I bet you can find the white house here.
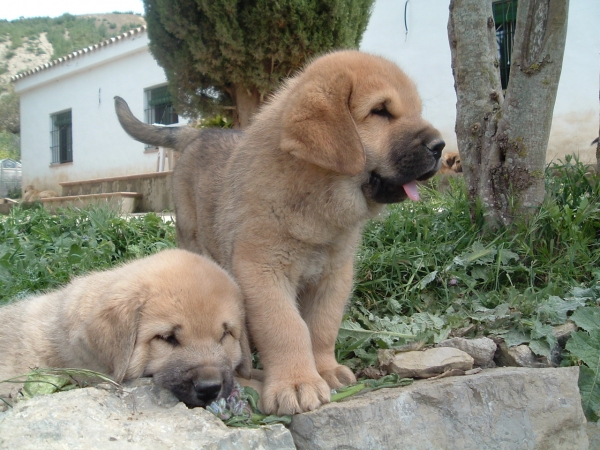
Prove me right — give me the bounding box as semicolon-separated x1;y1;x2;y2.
12;26;184;193
12;1;600;193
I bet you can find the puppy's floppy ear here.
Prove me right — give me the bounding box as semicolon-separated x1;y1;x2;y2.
280;72;366;176
84;291;145;383
236;322;253;379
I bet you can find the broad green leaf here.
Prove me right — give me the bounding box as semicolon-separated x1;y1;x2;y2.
537;296;586;325
470;266;489;281
530;319;557;349
434;327;452;344
528;339;551;360
571;287;600;300
411;312;446;330
453;242;496;267
503;329;530;347
571;307;600;333
67;243;83;264
243;386;260;412
566;329;600;376
498;248;519;265
578;365;600;422
469;303;510;324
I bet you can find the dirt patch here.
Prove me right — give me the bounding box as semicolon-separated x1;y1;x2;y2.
0;33;53;84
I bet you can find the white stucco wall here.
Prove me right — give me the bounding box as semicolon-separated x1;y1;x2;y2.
14;32;174;192
361;0;600;163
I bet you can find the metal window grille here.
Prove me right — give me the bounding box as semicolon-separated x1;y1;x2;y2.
493;0;518;90
145;85;178;126
50;110;73;164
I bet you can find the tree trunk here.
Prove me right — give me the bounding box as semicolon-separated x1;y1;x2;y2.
448;0;569;227
231;84;261;128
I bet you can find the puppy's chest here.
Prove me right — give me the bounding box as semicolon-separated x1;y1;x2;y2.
296;247;329;285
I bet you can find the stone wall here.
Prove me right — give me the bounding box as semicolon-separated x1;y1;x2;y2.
60;171;173;212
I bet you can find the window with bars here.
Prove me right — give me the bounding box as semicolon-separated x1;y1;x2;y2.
493;0;518;90
145;85;178;126
50;110;73;164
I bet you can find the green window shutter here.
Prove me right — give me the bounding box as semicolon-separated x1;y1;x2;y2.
148;85;172;106
492;0;518;27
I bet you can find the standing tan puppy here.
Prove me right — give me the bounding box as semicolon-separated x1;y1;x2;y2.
115;50;444;414
0;249;251;407
439;151;463;174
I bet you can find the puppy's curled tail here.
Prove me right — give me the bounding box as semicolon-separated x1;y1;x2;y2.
114;96;200;151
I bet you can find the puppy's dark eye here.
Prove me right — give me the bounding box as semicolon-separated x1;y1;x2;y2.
158;334;179;346
370;105;393;119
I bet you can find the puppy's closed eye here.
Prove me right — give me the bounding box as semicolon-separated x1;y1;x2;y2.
370;105;393;119
157;333;179;346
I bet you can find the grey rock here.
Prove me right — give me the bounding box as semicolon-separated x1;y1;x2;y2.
0;380;295;450
509;344;545;367
553;321;578;343
508;344;549;367
379;346;474;378
496;341;551;368
437;337;497;367
289;367;588;450
551;321;579;365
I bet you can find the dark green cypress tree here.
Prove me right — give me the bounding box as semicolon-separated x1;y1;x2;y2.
143;0;374;127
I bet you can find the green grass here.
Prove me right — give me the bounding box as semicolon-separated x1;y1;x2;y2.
0;204;176;302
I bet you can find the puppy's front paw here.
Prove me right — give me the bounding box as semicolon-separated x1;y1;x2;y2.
319;364;356;389
260;374;331;415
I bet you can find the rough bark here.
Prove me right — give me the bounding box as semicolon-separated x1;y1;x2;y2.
231;84;261;128
448;0;569;226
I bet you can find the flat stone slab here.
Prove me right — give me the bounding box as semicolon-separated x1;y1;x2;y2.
379;346;475;378
289;367;588;450
0;382;295;450
437;336;497;367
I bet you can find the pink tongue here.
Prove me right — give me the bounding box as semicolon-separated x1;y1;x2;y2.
403;181;420;201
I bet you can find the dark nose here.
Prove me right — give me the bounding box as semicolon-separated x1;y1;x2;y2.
194;380;222;404
425;139;445;160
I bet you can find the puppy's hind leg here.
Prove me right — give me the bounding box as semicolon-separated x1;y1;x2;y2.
175;215;204;255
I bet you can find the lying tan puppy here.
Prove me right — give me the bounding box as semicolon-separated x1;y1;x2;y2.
0;249;251;407
22;184;58;203
115;50;444;414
